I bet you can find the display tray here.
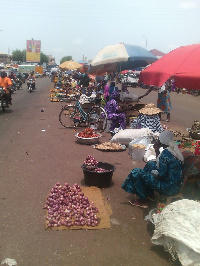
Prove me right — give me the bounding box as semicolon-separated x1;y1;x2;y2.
94;142;126;152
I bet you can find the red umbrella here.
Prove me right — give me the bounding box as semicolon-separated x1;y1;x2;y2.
139;44;200;90
121;70;134;74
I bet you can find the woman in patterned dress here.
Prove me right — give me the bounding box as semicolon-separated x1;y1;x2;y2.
138;82;172;122
121;131;184;208
104;91;126;131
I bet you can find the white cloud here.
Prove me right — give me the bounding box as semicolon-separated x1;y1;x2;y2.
72;38;83;45
178;1;197;9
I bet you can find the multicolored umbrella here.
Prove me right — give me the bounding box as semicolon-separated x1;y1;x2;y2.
89;43;157;74
139;44;200;90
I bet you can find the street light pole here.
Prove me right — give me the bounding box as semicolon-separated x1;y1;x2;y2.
142;35;147;49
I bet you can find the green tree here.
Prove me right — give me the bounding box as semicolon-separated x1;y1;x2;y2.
60;56;72;64
12;49;26;63
40;52;49;64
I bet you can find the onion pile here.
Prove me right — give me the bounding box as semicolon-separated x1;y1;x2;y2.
44;183;100;228
84;154;98;170
83;155;109;173
94;168;108;173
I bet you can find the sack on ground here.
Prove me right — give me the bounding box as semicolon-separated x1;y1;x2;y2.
110;128;155;146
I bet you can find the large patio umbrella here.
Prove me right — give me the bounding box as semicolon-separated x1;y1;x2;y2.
139;44;200;90
89;43;157;75
59;60;82;70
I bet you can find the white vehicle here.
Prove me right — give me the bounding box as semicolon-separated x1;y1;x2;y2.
122;71;140;87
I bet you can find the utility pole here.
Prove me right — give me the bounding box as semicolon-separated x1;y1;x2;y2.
142;35;147;49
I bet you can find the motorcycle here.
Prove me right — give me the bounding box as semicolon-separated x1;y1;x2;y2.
27;79;35;93
0;87;8;111
16;77;22;90
10;79;16;94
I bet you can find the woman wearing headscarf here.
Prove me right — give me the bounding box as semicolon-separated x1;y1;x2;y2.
121;131;184;208
104;91;126;131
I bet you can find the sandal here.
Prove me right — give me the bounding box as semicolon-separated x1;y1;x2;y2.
129;200;148;209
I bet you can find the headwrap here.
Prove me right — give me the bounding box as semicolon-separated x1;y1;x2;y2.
111;91;120;100
159;131;184;162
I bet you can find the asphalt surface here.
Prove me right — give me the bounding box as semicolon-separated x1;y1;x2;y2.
0;78;199;266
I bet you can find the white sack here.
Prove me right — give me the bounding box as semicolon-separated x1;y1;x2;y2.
151;199;200;266
110;128;156;146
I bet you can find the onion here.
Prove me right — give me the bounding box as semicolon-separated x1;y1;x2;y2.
45;183;100;228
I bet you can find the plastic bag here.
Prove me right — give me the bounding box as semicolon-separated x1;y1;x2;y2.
129;136;152;161
144;144;157;162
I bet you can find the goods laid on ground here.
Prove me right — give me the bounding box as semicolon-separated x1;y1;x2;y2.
44;184;112;230
76;128;102;145
151;199;200;265
82;155;116;187
110;128;155;145
83;155;109;172
94;142;126;151
78;128;100;138
44;183;100;229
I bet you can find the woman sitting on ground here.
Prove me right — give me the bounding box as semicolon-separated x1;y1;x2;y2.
121;131;184;208
104;91;126;131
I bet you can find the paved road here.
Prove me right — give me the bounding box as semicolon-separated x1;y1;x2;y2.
0;79;199;265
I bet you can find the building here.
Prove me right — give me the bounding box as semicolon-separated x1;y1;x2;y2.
47;55;56;66
150;49;165;59
0;52;11;64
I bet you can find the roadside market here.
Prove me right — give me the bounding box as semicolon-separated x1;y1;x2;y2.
44;67;200;265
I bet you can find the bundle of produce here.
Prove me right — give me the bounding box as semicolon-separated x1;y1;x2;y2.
44;183;100;228
78;128;100;138
95;142;125;151
83;155;109;173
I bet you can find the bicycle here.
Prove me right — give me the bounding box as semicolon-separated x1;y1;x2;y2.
59;98;107;132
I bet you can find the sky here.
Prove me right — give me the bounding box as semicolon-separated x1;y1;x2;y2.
0;0;200;64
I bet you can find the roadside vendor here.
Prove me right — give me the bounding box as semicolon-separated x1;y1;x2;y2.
104;91;126;131
121;131;184;208
136;103;163;133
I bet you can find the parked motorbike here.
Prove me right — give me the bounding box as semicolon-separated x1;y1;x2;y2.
27;79;35;93
0;87;8;111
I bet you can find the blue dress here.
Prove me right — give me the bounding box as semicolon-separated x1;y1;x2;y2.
121;149;183;199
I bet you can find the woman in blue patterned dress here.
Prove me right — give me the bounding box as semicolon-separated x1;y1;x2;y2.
121;131;184;208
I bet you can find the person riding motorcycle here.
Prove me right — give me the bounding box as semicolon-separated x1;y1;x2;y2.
15;72;23;89
0;71;12;107
8;71;16;80
27;71;36;90
8;71;17;91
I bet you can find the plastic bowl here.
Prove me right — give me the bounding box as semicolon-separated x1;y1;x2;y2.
81;162;116;188
75;133;102;145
